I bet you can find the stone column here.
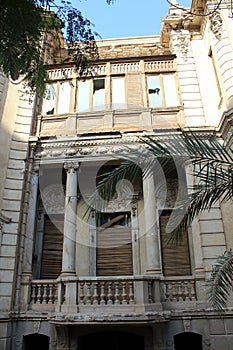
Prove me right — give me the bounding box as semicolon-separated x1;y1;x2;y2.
61;162;79;276
20;165;39;309
143;174;161;274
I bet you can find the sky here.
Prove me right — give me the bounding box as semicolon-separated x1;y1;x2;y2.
74;0;192;39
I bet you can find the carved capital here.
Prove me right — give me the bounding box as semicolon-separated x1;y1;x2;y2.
64;162;79;173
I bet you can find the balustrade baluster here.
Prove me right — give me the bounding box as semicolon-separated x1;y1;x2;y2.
172;282;177;302
177;282;183;301
86;282;92;305
48;283;53;304
100;282;106;304
42;284;48;304
31;284;36;304
122;282;128;304
129;281;135;304
107;282;113;305
190;281;196;301
114;282;120;305
183;281;189;301
164;283;170;301
93;282;99;305
79;282;85;305
37;284;42;304
53;284;58;304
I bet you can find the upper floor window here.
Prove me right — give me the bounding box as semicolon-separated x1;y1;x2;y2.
147;74;178;108
112;76;125;108
42;82;71;115
78;78;106;112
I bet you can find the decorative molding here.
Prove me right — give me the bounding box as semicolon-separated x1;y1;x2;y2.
183;317;191;332
210;11;223;40
170;31;190;61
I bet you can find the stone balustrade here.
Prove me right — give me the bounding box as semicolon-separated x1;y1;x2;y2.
29;276;198;313
162;276;196;302
30;280;58;310
46;60;174;80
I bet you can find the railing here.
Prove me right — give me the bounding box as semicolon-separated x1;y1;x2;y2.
29;276;197;312
110;62;140;73
162;276;196;302
30;280;58;309
78;279;134;305
144;60;174;72
46;60;175;81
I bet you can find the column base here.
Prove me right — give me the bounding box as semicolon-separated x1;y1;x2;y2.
60;270;76;277
146;267;162;275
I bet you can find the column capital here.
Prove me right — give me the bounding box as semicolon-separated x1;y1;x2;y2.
64;161;79;173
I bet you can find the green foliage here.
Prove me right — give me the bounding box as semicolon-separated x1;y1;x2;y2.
207;250;233;312
0;0;112;95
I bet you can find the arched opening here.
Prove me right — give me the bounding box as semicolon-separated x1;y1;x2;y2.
174;332;202;350
23;334;49;350
78;331;144;350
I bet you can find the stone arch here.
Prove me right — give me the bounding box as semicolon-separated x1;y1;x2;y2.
78;330;144;350
174;332;202;350
23;333;49;350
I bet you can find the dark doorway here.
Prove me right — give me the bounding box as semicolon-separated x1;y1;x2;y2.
78;331;144;350
23;334;49;350
174;332;202;350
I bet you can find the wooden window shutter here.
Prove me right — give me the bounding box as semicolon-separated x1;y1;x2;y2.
160;211;191;276
96;213;133;276
40;214;64;279
125;73;143;106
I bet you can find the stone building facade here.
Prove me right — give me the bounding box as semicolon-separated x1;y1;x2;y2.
0;0;233;349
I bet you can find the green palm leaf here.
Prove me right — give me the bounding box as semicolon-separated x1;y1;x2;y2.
207;250;233;311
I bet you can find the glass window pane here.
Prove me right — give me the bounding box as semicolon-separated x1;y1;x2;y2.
93;79;105;109
112;77;125;108
42;84;56;115
147;76;162;107
57;82;71;114
163;74;178;107
78;80;90;112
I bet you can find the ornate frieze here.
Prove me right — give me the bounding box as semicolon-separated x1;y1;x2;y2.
209;11;223;40
33;137;142;161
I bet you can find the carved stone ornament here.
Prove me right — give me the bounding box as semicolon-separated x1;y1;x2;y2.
64;161;79;173
0;211;11;235
210;11;223;40
33;320;41;334
40;184;65;214
183;317;191;332
170;31;190;61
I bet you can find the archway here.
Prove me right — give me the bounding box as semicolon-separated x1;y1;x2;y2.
174;332;202;350
78;331;144;350
23;334;49;350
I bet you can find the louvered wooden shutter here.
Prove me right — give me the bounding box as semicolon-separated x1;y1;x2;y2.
97;226;133;276
40;215;64;279
160;212;191;276
125;73;143;106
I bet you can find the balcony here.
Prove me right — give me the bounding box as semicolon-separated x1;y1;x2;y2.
29;275;198;324
35;108;184;138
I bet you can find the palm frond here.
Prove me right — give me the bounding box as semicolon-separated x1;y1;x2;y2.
166;170;233;244
207;250;233;311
